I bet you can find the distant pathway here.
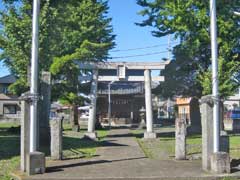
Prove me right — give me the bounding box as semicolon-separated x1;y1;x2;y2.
95;128;146;161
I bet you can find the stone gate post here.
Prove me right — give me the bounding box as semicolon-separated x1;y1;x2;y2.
85;69;98;139
21;100;30;172
175;118;187;160
144;69;156;139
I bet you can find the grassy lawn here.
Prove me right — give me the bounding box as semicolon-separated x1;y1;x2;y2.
0;123;20;180
62;123;109;159
0;122;109;180
132;128;240;160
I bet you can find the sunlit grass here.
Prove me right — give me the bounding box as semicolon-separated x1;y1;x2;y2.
132;128;240;160
0;122;109;179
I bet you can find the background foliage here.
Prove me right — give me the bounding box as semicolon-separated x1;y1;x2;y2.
138;0;240;98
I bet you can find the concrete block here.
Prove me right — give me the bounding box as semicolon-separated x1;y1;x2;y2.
210;152;230;174
84;132;98;140
50;118;62;160
20;100;30;172
138;119;146;129
175;118;186;160
26;152;45;176
200;95;214;171
144;132;157;139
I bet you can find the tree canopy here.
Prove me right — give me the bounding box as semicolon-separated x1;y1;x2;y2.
138;0;240;98
0;0;115;103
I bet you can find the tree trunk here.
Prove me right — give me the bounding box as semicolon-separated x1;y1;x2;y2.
70;104;80;132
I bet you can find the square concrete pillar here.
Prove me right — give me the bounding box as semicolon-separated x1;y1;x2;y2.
175;118;187;160
200;95;214;171
50;118;63;160
211;152;230;174
20;100;30;172
26;152;45;176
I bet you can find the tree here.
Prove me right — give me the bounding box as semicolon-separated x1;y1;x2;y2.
50;0;115;129
137;0;240;98
0;0;115;129
0;0;61;94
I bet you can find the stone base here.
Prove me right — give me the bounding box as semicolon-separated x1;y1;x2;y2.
26;152;45;176
144;132;157;139
72;125;80;132
211;152;231;174
138;120;146;129
84;132;98;140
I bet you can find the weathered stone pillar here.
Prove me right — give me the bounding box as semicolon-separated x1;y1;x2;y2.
38;71;51;149
201;95;230;173
200;95;214;171
50;117;63;160
21;100;30;172
175;118;187;160
144;69;156;139
85;69;98;139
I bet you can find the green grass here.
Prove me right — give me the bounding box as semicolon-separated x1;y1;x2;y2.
62;124;109;159
0;123;20;180
132;128;240;160
0;122;109;180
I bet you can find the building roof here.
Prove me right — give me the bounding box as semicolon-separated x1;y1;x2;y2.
0;74;17;84
0;93;18;100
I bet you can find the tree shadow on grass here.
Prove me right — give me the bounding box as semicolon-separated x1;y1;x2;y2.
231;159;240;173
0;126;20;136
0;136;20;161
62;136;129;159
156;131;175;139
106;133;143;139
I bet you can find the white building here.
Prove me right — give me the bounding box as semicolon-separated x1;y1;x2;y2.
224;88;240;110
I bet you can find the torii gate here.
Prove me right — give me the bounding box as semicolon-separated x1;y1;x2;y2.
78;61;170;139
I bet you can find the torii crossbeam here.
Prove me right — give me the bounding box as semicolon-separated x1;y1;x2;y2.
78;61;170;139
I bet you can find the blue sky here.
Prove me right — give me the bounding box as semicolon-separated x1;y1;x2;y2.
0;0;173;77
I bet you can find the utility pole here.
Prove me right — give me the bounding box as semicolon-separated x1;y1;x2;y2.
30;0;40;152
108;81;115;129
210;0;219;153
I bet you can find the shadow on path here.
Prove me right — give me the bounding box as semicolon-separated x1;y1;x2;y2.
106;133;142;139
46;157;146;173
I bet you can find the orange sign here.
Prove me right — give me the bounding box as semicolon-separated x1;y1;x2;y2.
176;97;192;105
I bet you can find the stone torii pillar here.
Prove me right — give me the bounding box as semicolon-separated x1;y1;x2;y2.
78;61;170;139
144;69;156;139
85;69;98;140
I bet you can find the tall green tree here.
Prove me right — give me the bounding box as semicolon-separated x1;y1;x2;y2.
0;0;115;128
138;0;240;98
50;0;115;129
